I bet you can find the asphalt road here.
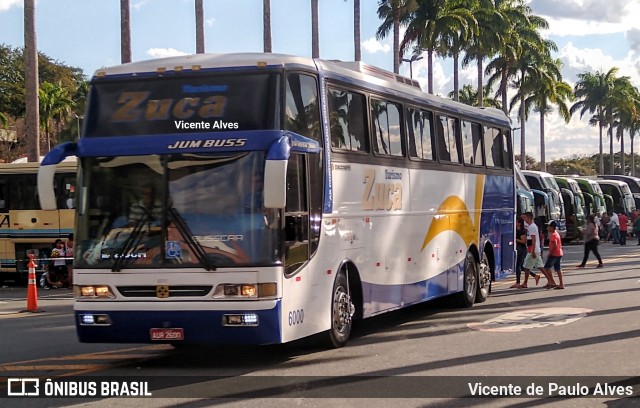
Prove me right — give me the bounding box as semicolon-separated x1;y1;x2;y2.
1;241;639;408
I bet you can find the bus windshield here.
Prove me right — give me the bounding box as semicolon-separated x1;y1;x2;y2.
75;152;281;269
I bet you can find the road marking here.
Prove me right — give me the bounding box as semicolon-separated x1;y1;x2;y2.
468;307;592;332
0;345;172;377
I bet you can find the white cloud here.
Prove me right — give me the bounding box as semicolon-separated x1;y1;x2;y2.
558;42;640;87
146;48;188;58
362;37;390;54
205;17;215;27
531;1;640;37
132;0;150;11
0;0;22;12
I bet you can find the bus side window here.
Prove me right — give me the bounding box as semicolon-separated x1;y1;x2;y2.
461;120;483;166
371;99;403;157
406;108;435;161
328;87;368;152
284;73;321;143
436;115;450;162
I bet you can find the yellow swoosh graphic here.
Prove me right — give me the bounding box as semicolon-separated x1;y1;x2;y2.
421;175;485;251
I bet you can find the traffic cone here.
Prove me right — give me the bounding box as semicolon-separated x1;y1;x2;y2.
22;254;44;313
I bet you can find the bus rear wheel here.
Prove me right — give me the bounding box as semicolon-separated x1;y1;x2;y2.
457;251;478;308
475;251;491;303
326;273;354;348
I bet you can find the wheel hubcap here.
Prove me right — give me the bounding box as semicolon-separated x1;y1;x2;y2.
333;287;353;334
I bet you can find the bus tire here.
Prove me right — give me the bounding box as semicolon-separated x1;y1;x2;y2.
457;251;478;308
476;251;491;303
326;273;354;348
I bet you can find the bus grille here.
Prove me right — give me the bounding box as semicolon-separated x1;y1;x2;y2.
116;286;213;297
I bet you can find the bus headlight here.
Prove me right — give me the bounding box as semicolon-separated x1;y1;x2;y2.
213;283;277;299
74;285;115;299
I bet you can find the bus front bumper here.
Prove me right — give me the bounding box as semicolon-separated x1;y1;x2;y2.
74;300;282;345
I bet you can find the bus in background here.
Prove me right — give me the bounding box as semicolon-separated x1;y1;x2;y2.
572;177;607;217
522;170;566;239
0;159;76;283
596;179;636;216
598;175;640;209
38;53;515;347
554;176;586;242
515;167;534;216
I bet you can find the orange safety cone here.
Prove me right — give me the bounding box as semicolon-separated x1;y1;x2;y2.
21;254;44;313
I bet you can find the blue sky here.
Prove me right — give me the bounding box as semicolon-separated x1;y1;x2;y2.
1;0;640;163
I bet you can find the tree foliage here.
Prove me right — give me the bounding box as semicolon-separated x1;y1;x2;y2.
0;44;84;118
0;44;85;160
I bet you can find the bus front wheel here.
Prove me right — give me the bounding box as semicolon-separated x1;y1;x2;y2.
326;273;354;348
457;251;478;308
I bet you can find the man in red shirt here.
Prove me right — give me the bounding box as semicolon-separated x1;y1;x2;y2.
544;221;564;289
619;212;629;245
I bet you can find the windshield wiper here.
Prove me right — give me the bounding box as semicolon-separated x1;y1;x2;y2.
168;208;215;271
111;212;150;272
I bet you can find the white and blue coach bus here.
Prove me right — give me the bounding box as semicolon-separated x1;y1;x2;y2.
38;53;515;348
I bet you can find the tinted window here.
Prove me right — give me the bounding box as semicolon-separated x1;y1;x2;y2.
525;175;544;191
461;120;483;166
328;88;368;152
502;130;512;169
406;108;435;160
371;99;403;156
436;115;460;163
484;126;503;168
285;73;321;142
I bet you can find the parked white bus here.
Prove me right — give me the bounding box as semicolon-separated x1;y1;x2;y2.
39;53;515;347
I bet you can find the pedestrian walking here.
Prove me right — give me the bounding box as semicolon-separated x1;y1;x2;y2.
618;212;628;245
511;216;527;289
578;214;604;268
544;221;564;289
609;212;620;244
521;212;556;288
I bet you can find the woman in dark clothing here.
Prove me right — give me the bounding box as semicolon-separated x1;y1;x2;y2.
511;217;528;288
578;214;604;268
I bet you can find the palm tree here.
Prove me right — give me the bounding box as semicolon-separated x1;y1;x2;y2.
39;81;74;152
0;112;7;128
311;0;319;58
376;0;417;74
402;0;474;94
571;68;619;175
436;3;476;101
628;97;640;176
195;0;205;53
608;77;636;174
462;0;506;107
509;40;557;170
263;0;272;53
353;0;361;61
120;0;131;63
486;1;548;116
24;0;40;162
530;57;572;171
449;84;500;108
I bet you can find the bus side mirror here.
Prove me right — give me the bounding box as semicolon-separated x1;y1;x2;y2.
264;159;287;209
38;142;77;210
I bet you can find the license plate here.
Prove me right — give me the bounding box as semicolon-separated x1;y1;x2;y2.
150;328;184;341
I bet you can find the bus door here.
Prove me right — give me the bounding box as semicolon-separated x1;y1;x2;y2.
283;154;310;275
